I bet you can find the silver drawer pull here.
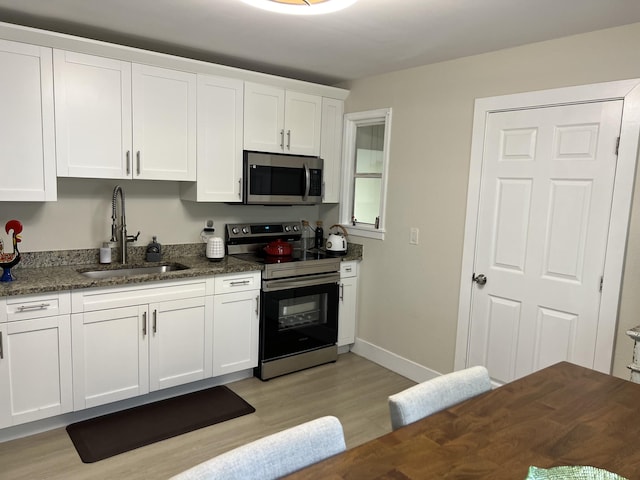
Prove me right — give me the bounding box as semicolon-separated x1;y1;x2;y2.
0;331;3;359
230;280;250;286
17;303;51;312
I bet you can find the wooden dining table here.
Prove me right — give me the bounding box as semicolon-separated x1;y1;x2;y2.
283;362;640;479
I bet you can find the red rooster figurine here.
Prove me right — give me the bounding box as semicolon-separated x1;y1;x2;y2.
0;220;23;282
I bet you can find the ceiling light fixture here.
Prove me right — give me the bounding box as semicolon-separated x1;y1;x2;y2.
241;0;357;15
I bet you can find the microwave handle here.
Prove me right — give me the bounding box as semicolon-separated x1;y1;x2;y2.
303;163;311;200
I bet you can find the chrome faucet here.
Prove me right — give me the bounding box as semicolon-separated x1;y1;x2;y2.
110;185;140;264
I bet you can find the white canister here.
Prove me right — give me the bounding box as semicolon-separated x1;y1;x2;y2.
206;237;225;261
100;242;112;264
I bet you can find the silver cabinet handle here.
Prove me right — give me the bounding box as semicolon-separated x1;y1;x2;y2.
238;178;242;199
286;129;291;150
142;311;147;336
0;331;3;359
255;295;259;316
153;309;157;334
280;129;284;149
126;150;131;175
340;283;344;301
345;266;352;273
17;303;50;312
230;280;250;286
136;151;141;175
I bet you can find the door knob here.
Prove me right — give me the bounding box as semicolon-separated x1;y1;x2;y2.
472;273;487;286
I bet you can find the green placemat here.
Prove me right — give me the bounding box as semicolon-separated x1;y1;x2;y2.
526;466;628;480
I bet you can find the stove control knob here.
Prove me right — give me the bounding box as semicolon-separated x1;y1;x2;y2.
231;227;240;235
292;225;299;232
242;227;249;234
284;225;291;232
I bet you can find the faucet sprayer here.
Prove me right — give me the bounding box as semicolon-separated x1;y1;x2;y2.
110;185;139;264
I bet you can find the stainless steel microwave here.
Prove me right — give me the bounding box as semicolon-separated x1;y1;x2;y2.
243;151;323;205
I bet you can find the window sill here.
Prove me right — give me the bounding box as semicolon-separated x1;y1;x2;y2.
342;224;385;240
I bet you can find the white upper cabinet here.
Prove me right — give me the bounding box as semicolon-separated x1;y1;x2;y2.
54;50;132;179
131;64;196;181
244;82;322;156
320;97;344;203
54;50;196;181
181;74;244;202
0;40;56;201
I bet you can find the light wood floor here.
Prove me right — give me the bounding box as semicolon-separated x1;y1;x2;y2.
0;353;415;479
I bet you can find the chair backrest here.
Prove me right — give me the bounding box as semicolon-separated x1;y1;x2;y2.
388;365;491;430
169;415;346;480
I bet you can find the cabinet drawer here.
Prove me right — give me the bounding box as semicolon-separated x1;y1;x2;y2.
340;261;358;278
5;292;70;321
214;272;261;294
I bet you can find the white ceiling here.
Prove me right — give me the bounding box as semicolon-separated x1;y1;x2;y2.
1;0;640;85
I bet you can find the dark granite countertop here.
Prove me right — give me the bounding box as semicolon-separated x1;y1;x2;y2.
0;243;363;297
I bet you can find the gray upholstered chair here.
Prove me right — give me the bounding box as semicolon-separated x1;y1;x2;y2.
169;415;346;480
388;365;491;430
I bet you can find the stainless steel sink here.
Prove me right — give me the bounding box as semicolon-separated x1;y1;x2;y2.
79;263;190;279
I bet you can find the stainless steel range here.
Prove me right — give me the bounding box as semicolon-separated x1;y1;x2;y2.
226;221;341;380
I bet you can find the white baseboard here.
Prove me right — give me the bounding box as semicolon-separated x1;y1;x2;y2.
351;337;441;383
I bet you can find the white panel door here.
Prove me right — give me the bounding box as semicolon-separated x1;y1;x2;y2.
212;290;259;376
148;296;212;391
0;40;56;201
132;64;196;180
285;91;322;156
468;101;623;383
0;316;72;428
54;50;132;179
73;305;149;409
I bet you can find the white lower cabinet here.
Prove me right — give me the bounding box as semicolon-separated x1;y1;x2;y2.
71;279;212;410
338;261;359;347
0;293;72;428
213;272;260;376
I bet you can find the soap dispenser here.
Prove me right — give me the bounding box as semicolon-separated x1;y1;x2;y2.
146;236;162;262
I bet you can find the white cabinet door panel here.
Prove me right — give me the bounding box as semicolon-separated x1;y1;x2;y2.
0;40;56;201
213;290;259;376
320;97;344;203
148;296;212;391
285;91;321;156
54;50;131;179
244;82;285;153
132;64;196;181
73;305;148;409
0;315;72;428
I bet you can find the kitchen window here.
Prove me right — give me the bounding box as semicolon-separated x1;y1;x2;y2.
339;108;392;240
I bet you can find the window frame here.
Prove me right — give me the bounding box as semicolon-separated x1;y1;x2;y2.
339;107;392;240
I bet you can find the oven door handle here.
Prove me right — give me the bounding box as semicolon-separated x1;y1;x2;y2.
262;272;340;292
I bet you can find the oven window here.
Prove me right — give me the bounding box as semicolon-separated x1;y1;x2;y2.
261;282;339;360
278;294;325;330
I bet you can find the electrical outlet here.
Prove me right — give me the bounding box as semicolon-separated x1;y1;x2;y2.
410;227;419;245
204;219;214;229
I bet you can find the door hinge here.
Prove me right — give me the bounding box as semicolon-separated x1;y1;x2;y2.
600;276;604;292
615;136;620;156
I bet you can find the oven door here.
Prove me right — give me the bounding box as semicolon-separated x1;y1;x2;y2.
261;273;339;361
243;151;323;204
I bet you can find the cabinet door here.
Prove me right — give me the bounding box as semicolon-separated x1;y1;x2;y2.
54;50;132;179
284;91;322;156
244;82;285;153
72;306;149;409
338;262;359;347
320;97;344;203
213;290;259;376
0;40;56;201
148;296;212;391
132;64;196;181
0;316;72;428
182;74;244;202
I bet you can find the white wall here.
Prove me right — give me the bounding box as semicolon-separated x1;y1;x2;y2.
0;178;321;252
321;22;640;379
